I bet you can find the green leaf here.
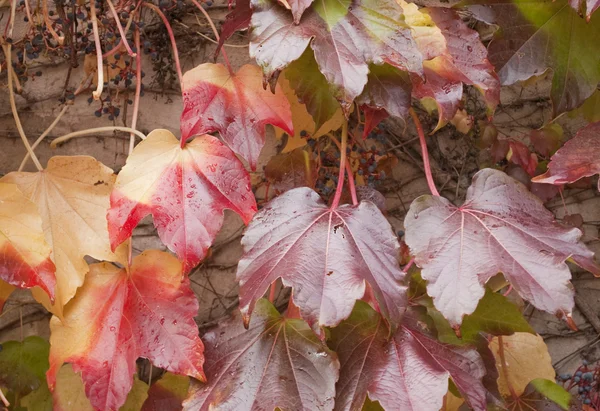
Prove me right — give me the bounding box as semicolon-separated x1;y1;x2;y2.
529;379;571;410
460;289;535;343
313;0;351;27
121;377;149;411
20;384;52;411
0;336;49;396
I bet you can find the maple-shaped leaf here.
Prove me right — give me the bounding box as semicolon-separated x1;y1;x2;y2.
141;372;189;411
0;182;55;300
533;122;600;190
183;298;339;410
215;0;252;58
329;302;487;411
250;0;422;112
1;156;127;318
47;250;205;411
405;168;600;326
108;130;257;274
180;63;293;169
236;187;406;333
464;0;600;116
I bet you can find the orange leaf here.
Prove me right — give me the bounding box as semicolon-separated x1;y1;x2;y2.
47;250;205;411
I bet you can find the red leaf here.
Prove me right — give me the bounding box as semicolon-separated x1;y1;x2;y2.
180;63;293;169
533;122;600;191
183;298;339;410
215;0;252;58
508;141;538;176
237;187;407;333
361;106;389;139
108;130;257;273
404;168;600;326
329;302;487;411
47;250;205;411
250;0;422;112
279;0;314;23
412;68;463;132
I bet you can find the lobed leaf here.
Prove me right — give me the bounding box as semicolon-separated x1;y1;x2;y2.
180;63;293;169
108;130;257;274
47;250;205;411
329;302;487;411
215;0;252;58
404;168;600;326
533;122;600;191
0;336;49;397
1;156;127;318
0;183;55;301
236;187;406;334
183;299;339;410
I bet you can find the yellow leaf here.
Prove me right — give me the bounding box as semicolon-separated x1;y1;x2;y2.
489;333;555;398
1;156;128;318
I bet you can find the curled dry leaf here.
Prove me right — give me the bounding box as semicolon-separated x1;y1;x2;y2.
237;187;406;334
1;156;127;318
108;130;257;274
329;302;487;411
180;63;293;169
47;250;205;411
183;299;339;411
0;182;55;301
533;122;600;191
404;168;600;326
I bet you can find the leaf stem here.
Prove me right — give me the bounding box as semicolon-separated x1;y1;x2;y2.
130;27;142;156
1;43;43;171
409;108;439;196
331;120;349;209
327;133;357;206
0;388;8;407
19;105;69;171
189;0;233;73
106;0;137;57
142;3;183;88
268;283;276;303
497;336;519;401
90;0;104;100
51;127;146;148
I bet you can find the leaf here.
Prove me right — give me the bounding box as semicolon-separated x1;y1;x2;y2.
527;379;571;410
47;250;205;411
0;279;15;313
489;333;555;397
0;183;55;300
264;147;318;192
329;302;487;411
568;90;600;122
236;187;406;333
21;383;52;411
107;130;257;274
182;298;339;410
404;168;600;326
53;365;150;411
533;122;600;191
215;0;252;58
141;373;189;411
282;0;314;23
1;156;127;318
530;123;564;157
569;0;600;20
180;63;293;169
249;0;422;112
0;336;49;396
465;0;600;116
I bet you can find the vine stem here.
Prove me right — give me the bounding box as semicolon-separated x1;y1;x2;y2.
189;0;233;73
143;3;183;88
102;6;137;59
90;0;104;100
0;388;7;407
331;120;349;209
1;44;43;171
130;27;142;155
51;127;146;148
327;132;358;206
497;336;519;402
19;105;69;171
409;108;439;197
268;283;276;303
106;0;137;57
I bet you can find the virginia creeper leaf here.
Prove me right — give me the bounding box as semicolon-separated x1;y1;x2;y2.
465;0;600;116
524;379;571;410
569;0;600;19
141;373;189;411
0;279;15;313
182;298;339;410
1;156;128;318
489;333;555;397
279;0;314;23
0;336;49;397
47;250;205;411
108;130;257;274
0;183;55;300
329;302;487;411
533;122;600;191
404;168;600;326
21;383;53;411
216;0;252;58
236;187;406;333
180;63;293;169
250;0;423;112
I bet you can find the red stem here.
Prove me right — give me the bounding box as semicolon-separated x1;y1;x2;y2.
327;133;358;206
188;0;233;73
268;282;276;303
331;120;349;209
106;0;136;57
497;336;519;401
409;108;439;197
